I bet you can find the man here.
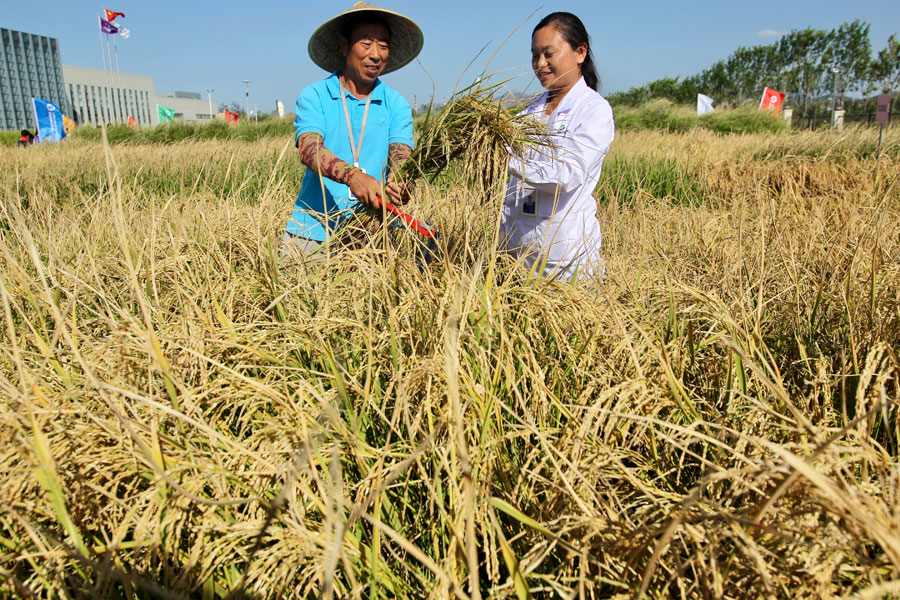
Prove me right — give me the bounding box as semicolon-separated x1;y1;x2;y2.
17;130;34;148
283;2;423;257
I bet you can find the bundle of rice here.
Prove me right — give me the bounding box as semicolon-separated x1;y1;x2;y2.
336;81;548;252
398;80;549;194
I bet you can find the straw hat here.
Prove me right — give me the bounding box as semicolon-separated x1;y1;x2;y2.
307;2;424;75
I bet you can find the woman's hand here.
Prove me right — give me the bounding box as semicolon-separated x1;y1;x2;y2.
348;170;384;209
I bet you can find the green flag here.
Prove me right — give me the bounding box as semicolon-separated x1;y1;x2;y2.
157;104;175;124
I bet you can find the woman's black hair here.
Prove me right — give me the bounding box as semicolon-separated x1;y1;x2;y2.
533;12;600;92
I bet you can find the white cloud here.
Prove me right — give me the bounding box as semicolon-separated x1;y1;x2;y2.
757;29;785;38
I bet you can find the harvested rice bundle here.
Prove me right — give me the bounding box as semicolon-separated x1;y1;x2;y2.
336;81;548;252
399;81;549;194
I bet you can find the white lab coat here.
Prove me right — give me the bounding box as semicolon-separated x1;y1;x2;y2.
502;77;615;280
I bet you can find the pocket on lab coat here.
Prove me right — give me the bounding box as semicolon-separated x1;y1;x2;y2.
535;188;567;218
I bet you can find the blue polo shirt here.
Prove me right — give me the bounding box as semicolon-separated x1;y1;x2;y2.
286;71;414;241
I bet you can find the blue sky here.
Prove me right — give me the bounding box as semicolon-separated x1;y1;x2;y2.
4;1;899;112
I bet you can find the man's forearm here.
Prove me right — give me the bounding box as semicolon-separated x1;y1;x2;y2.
297;132;360;185
388;143;412;173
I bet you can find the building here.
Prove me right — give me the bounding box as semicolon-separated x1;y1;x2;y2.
63;66;215;127
3;25;215;130
154;90;216;124
0;28;69;131
62;64;154;127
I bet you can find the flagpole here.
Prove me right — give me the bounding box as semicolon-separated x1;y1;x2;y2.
102;6;119;123
113;33;126;122
32;98;40;142
98;14;113;125
105;34;118;123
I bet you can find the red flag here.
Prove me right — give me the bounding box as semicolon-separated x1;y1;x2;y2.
105;9;125;22
128;116;137;128
759;87;785;116
224;110;239;124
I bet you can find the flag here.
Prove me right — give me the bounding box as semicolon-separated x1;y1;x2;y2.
276;100;285;118
759;87;785;116
100;19;118;34
62;114;75;135
697;94;714;116
118;27;130;39
32;98;66;143
224;109;239;124
157;104;176;124
128;115;137;128
105;9;125;22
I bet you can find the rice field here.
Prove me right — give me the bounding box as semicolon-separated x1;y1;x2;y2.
1;121;899;599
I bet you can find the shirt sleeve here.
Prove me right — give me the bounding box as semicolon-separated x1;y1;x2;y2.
388;91;414;149
294;85;326;143
508;100;614;194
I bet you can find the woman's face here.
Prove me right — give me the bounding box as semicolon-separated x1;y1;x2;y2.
531;25;586;92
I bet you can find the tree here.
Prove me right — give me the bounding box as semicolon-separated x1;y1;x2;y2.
675;74;701;105
821;19;872;107
701;61;732;106
870;34;900;94
646;77;682;102
607;85;650;107
738;44;783;103
603;20;894;116
779;27;828;117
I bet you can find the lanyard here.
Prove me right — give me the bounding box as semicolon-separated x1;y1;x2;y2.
339;77;372;168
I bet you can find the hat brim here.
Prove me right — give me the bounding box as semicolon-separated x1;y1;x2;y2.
308;5;423;76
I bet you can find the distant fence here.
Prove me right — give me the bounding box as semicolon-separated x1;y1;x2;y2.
793;112;895;130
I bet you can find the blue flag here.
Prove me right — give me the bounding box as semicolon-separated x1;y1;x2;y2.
32;98;66;144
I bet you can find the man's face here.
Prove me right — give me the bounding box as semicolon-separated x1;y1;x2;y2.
340;22;391;86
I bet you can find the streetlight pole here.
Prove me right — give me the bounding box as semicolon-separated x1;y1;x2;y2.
205;88;215;119
242;80;251;121
830;67;839;130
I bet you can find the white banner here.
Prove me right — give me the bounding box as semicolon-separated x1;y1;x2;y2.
697;94;714;116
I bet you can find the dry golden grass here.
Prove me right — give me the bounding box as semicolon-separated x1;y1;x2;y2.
0;125;898;599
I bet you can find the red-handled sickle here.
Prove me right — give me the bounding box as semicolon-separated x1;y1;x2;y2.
376;195;439;267
379;196;436;239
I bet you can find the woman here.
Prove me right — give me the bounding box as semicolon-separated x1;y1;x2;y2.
502;12;614;281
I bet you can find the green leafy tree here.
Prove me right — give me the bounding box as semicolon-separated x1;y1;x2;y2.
821;19;872;107
701;61;732;105
675;74;702;105
869;34;900;93
646;77;682;101
779;27;828;117
605;20;895;118
727;44;783;103
607;85;650;107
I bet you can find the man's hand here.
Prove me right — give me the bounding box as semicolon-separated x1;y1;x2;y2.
385;172;412;205
348;170;384;209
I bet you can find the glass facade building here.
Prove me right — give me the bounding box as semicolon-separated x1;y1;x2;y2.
0;28;69;131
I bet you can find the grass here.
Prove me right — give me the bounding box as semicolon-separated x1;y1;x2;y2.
614;99;787;134
67;115;295;145
0;130;25;147
0;123;899;599
750;124;900;161
597;155;707;207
